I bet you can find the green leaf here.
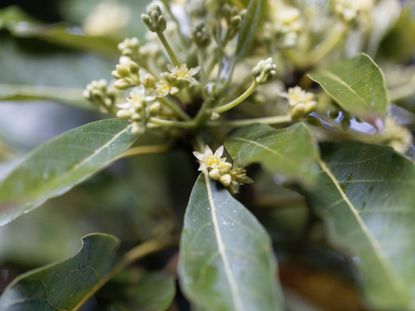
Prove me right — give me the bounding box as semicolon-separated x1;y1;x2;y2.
305;142;415;310
225;123;319;186
179;174;284;311
106;272;176;311
309;53;389;120
0;36;113;107
0;119;137;226
0;84;90;109
0;233;120;311
128;273;175;311
379;4;415;62
236;0;266;59
0;6;118;56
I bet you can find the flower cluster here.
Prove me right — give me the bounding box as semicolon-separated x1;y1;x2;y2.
220;4;246;42
83;79;116;114
333;0;373;23
252;58;277;85
158;65;200;96
141;3;167;33
118;37;141;59
193;146;252;193
112;56;140;90
116;87;174;135
268;5;303;47
285;86;317;119
334;0;359;22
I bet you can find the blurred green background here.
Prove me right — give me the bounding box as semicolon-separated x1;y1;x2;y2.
1;1;414;310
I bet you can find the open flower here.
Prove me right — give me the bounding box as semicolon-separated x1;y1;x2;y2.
166;64;199;85
116;87;147;120
271;6;303;47
284;86;317;119
287;86;316;107
193;145;228;172
155;78;180;97
193;145;250;193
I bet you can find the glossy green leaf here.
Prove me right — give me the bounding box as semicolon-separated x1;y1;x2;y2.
179;174;284;311
0;119;136;226
236;0;266;59
0;233;120;311
309;53;389;120
225;123;319;185
305;142;415;310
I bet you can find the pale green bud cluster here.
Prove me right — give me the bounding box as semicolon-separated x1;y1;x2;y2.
286;86;317;119
112;56;140;90
193;146;252;193
192;22;211;48
118;37;140;59
141;3;167;33
228;164;252;194
253;58;277;85
83;79;116;113
221;4;246;41
116;87;174;134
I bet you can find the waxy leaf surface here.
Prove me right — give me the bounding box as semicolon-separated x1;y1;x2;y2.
0;119;137;226
225;123;319;185
309;54;389;120
305;142;415;310
0;233;119;311
179;174;284;311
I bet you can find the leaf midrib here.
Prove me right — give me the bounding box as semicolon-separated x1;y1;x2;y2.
2;124;132;205
204;173;245;311
319;159;407;297
315;69;367;106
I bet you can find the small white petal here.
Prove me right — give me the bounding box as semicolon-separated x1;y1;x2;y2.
214;145;224;157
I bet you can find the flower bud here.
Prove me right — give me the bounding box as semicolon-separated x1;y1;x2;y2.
83;79;116;113
192;22;211;47
290;103;306;119
220;174;232;187
118;37;140;58
252;58;277;85
210;112;220;120
141;3;167;33
209;168;222;180
112;57;140;90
